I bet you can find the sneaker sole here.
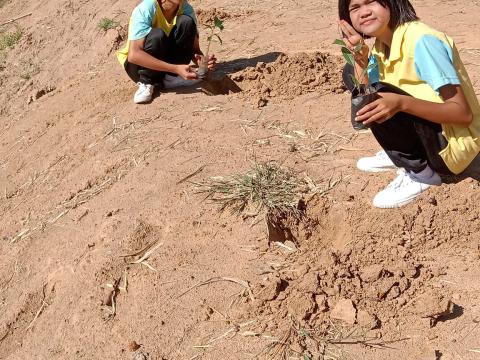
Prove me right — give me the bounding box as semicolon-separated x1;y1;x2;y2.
373;194;421;209
357;166;396;173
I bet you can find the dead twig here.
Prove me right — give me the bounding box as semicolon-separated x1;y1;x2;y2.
0;13;32;27
178;276;254;302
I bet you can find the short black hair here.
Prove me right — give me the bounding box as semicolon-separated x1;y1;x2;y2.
338;0;419;31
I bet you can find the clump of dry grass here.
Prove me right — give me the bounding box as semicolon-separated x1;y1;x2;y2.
0;27;22;50
194;161;309;218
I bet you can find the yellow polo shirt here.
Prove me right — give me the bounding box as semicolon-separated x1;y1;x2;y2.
370;21;480;174
116;0;196;66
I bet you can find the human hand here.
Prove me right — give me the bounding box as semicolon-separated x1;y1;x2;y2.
338;20;369;67
175;64;198;80
207;54;217;70
355;93;403;125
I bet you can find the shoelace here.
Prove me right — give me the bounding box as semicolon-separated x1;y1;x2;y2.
137;82;151;91
386;169;415;189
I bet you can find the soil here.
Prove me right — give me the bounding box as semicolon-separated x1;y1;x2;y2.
1;0;480;359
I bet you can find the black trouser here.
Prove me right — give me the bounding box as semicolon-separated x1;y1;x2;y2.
124;15;197;85
343;65;453;175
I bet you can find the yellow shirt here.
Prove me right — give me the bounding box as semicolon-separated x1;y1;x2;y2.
371;21;480;174
116;0;196;66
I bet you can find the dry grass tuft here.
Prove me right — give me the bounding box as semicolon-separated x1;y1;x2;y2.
0;27;22;50
194;161;325;219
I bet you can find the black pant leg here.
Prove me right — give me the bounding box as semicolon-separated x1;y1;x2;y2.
124;28;171;84
169;15;197;65
342;64;452;175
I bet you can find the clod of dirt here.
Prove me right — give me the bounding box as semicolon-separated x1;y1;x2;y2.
359;264;384;283
257;276;283;302
128;341;141;352
287;291;316;321
231;52;345;104
411;292;454;327
330;298;357;325
357;310;380;329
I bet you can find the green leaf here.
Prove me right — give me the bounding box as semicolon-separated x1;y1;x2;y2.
303;355;312;360
341;47;355;66
214;16;224;30
333;38;347;47
354;43;363;53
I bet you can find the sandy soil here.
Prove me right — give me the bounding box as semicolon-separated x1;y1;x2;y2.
1;0;480;359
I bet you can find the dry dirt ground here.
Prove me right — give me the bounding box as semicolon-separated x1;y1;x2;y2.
1;0;480;359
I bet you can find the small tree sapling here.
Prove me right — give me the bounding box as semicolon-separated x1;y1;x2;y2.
334;38;378;130
197;16;224;79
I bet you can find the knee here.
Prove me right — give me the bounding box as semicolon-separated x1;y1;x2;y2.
176;15;197;34
144;28;167;50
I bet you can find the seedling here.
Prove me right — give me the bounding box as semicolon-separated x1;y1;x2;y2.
197;16;224;79
334;38;378;130
98;17;119;32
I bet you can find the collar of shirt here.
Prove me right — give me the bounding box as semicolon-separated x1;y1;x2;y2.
371;22;414;67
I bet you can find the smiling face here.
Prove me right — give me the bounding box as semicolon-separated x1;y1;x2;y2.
348;0;390;37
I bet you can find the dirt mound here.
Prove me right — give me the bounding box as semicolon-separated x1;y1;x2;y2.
196;8;255;25
214;186;480;357
230;52;345;106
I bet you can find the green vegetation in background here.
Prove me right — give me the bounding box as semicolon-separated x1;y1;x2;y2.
0;27;23;50
98;17;119;31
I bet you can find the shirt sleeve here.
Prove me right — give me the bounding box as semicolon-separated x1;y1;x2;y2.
414;34;460;93
367;55;380;84
129;0;156;40
182;0;197;25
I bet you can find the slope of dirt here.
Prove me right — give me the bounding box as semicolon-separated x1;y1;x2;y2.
1;0;480;359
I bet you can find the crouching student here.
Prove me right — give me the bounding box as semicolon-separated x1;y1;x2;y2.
117;0;217;103
338;0;480;208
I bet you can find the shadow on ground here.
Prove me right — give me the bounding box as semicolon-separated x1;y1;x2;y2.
162;52;283;96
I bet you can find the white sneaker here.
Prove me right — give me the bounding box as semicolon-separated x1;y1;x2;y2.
163;74;202;89
134;82;154;104
373;169;442;208
357;150;396;173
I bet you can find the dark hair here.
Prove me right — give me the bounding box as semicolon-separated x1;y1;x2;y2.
338;0;419;31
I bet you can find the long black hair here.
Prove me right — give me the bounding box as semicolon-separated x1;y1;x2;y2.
338;0;419;30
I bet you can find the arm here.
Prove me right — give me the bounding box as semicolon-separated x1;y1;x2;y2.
339;20;370;85
128;37;198;80
128;37;177;73
357;34;474;127
357;86;472;127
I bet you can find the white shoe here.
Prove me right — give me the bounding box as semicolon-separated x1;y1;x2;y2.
134;82;154;104
373;169;442;208
357;150;396;173
163;74;202;89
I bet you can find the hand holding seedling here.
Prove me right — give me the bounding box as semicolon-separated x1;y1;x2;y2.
338;20;369;67
356;92;403;125
194;53;217;70
176;64;198;80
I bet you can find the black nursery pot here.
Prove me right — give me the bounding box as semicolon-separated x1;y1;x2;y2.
351;86;379;130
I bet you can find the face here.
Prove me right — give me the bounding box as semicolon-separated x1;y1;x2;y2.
348;0;390;37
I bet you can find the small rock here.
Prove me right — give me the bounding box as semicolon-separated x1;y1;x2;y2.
359;265;384;283
330;298;357;325
132;352;148;360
